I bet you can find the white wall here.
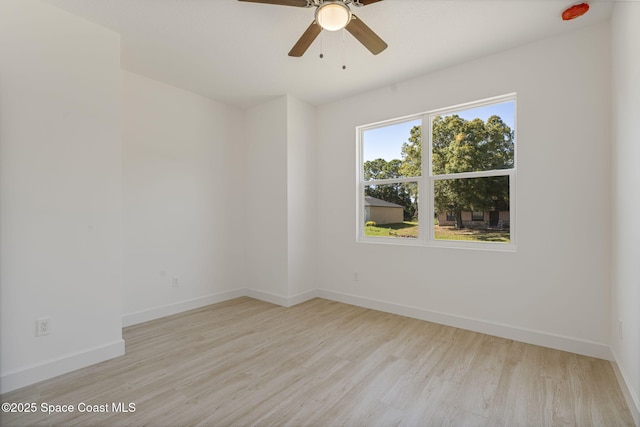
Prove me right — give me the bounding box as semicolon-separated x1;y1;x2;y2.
245;97;290;301
121;71;246;325
245;95;318;305
0;0;124;392
286;95;318;300
611;2;640;423
316;22;612;359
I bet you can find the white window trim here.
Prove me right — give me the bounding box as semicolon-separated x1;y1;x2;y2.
357;93;517;252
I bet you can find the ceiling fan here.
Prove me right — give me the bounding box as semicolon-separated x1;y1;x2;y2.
238;0;387;57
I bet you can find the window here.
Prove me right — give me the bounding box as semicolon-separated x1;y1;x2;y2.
472;211;484;221
361;119;421;239
358;94;516;249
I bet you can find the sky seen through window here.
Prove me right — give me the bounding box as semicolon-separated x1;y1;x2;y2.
362;100;515;162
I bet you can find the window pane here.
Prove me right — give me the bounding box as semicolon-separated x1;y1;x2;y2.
434;176;510;243
364;183;418;238
472;211;484;221
362;119;422;181
432;100;515;175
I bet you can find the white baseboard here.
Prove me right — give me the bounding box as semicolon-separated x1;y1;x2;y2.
122;288;615;361
286;289;319;307
0;339;124;394
314;289;613;361
244;288;290;307
244;288;318;308
611;352;640;426
122;289;246;327
122;288;318;327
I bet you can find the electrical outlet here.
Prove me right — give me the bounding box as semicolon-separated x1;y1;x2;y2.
172;277;179;288
354;271;359;282
36;317;51;337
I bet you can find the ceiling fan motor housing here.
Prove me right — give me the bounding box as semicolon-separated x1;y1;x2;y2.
315;2;352;31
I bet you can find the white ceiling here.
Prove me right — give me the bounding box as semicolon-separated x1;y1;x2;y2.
44;0;613;108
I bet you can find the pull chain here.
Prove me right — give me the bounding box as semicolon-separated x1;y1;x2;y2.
317;29;348;70
341;28;347;70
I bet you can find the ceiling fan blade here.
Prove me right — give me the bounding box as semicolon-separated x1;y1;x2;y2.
345;14;387;55
237;0;310;7
288;21;322;57
355;0;383;5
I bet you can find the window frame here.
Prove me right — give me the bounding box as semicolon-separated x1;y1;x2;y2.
472;212;484;222
357;93;517;251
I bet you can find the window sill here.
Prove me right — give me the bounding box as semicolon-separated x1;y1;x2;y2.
357;236;517;252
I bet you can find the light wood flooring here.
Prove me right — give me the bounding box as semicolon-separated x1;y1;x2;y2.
1;297;634;426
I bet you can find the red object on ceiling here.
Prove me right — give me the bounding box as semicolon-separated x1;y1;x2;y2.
562;3;590;21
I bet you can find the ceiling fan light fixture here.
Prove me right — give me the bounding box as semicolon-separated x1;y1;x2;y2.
315;2;352;31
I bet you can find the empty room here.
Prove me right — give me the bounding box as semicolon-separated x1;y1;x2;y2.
1;0;638;425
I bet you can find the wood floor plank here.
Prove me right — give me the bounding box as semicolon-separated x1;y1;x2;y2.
452;335;510;419
0;297;634;426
